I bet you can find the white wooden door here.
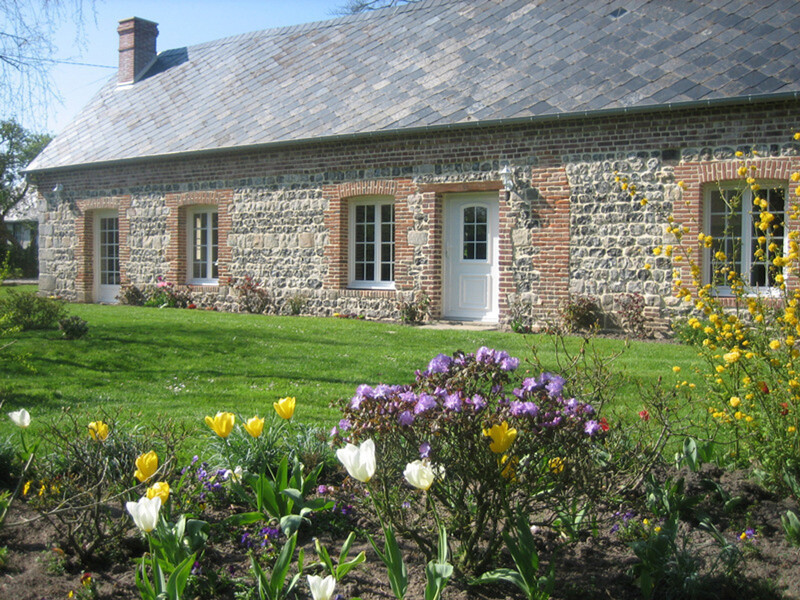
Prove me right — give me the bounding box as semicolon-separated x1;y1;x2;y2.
94;210;120;303
444;194;499;322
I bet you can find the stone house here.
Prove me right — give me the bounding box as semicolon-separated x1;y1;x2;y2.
27;0;800;328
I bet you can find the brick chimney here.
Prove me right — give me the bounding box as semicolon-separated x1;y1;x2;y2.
117;17;159;84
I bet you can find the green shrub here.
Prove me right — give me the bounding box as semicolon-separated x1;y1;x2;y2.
58;315;89;340
0;290;66;330
232;276;275;314
335;347;612;574
397;291;430;325
118;284;147;306
558;294;600;332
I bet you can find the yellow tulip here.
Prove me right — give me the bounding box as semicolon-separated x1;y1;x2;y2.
134;450;159;483
274;397;296;420
482;421;517;454
244;416;265;438
205;411;235;438
146;481;170;504
88;420;109;441
548;456;565;474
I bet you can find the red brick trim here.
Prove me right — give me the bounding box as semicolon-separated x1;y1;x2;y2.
529;167;571;316
674;158;800;295
419;191;443;317
322;179;415;291
75;196;131;302
164;190;233;285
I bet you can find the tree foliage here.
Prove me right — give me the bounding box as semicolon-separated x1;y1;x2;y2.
1;1;94;124
0;120;51;247
333;0;416;15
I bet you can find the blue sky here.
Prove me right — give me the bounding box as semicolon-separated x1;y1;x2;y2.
33;1;342;134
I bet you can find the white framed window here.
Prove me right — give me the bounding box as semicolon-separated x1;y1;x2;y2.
349;196;395;289
188;207;218;284
704;183;787;295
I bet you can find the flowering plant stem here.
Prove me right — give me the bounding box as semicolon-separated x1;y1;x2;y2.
134;536;196;600
366;495;408;600
423;494;453;600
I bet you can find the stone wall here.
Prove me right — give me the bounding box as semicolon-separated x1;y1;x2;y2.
32;98;800;328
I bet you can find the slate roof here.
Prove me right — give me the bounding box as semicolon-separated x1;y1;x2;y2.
28;0;800;172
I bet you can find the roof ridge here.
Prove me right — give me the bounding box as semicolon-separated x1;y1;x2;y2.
176;0;461;55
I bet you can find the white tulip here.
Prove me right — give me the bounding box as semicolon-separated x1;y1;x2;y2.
336;439;376;483
8;409;30;428
126;495;162;533
307;574;336;600
225;465;244;483
404;459;437;491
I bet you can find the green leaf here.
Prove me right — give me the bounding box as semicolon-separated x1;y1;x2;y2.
315;537;335;575
165;553;196;600
280;514;306;538
224;511;265;527
424;560;453;600
335;550;365;580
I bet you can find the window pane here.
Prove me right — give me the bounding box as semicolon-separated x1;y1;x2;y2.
191;210;218;281
99;216;120;285
463;205;488;262
353;201;394;284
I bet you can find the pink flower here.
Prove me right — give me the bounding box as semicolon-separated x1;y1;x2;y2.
639;410;650;422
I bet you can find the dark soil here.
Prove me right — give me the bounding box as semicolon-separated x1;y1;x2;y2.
1;466;799;600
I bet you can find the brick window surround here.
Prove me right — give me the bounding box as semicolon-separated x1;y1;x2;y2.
323;179;415;292
674;158;800;304
75;196;131;302
165;190;233;288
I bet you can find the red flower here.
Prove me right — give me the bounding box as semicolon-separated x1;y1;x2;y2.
759;381;770;394
780;402;789;416
599;417;610;431
638;410;650;422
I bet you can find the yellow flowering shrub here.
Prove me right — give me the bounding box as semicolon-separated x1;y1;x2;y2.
650;134;800;493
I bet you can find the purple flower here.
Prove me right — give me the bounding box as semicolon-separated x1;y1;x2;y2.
500;356;520;371
398;410;415;426
544;373;566;397
444;393;462;412
374;384;393;399
470;394;487;411
338;418;351;431
521;377;543;393
399;391;417;404
511;401;539;417
584;420;601;436
427;353;453;374
414;393;437;414
476;346;494;363
191;561;203;575
317;485;329;495
419;442;431;458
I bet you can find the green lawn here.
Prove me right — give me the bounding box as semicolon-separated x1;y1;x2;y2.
0;300;703;439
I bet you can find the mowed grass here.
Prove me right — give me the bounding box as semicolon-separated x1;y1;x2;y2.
0;297;703;439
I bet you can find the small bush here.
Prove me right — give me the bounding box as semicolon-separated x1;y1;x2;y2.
117;284;147;306
672;316;709;347
507;297;533;333
232;276;275;314
616;292;647;337
558;294;600;332
397;291;430;325
285;293;308;316
0;291;66;330
143;276;193;308
58;316;89;340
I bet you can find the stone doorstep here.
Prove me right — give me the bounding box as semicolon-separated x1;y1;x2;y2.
419;319;502;331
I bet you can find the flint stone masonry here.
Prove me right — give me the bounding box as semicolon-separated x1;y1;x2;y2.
33;100;800;328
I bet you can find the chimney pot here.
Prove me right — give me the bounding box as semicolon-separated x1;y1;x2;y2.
117;17;159;85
